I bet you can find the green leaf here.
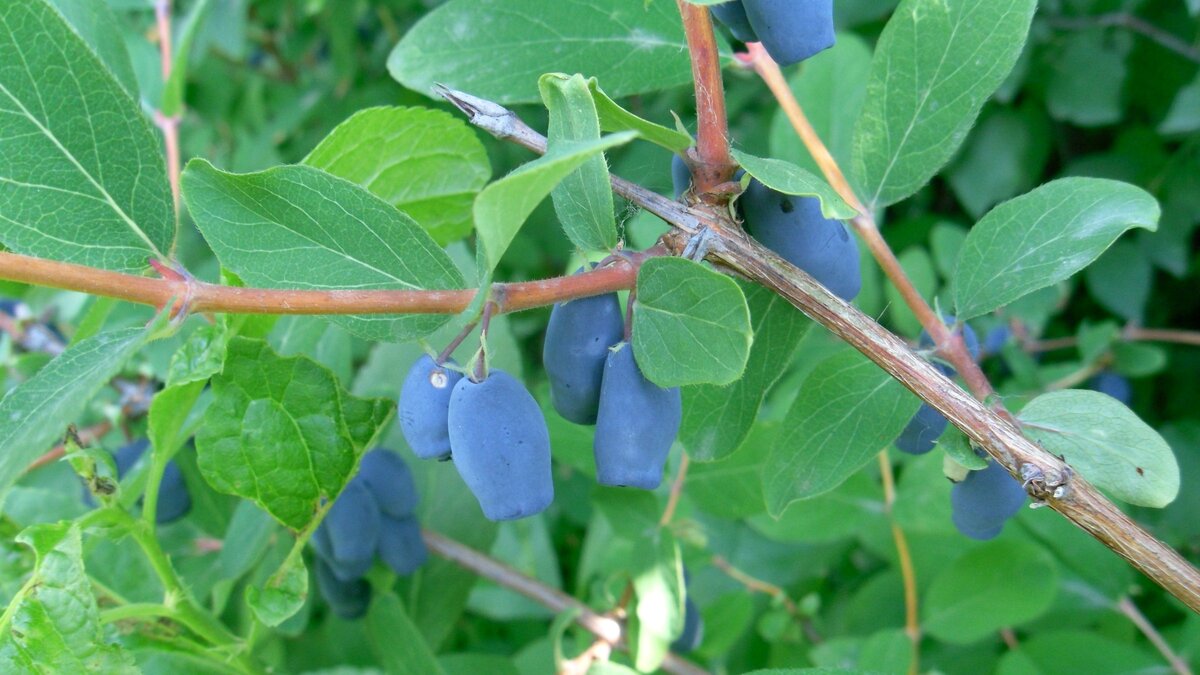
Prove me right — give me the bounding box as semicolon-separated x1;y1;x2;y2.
388;0;716;104
473;133;635;274
165;321;230;387
0;523;136;672
1160;73;1200;135
367;591;447;675
947;105;1052;219
0;325;155;498
0;0;173;271
586;78;691;153
851;0;1037;207
304;106;492;246
953;178;1160;320
1017;390;1178;508
629;534;682;673
680;283;811;461
731;151;857;220
194;338;394;530
923;540;1059;644
182;159;466;342
246;552;307;627
768;34;872;188
539;74;618;252
631;257;752;388
763;350;921;516
996;631;1161;675
1045;29;1128;127
47;0;138;95
1083;241;1152;322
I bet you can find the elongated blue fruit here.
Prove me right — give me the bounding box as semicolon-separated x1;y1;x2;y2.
315;559;371;620
593;342;682;489
448;370;554;521
740;179;861;301
377;514;428;576
742;0;835;66
399;355;463;460
951;461;1026;540
358;448;418;518
710;1;758;43
317;479;380;581
543;287;625;425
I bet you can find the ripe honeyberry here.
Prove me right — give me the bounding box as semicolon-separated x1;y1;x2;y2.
742;0;835;66
1089;371;1132;406
317;479;380;581
709;1;758;43
314;558;371;620
358;448;419;518
377;514;428;575
447;370;554;521
399;355;463;460
593;342;682;489
950;461;1027;540
543;284;625;425
896;319;980;455
739;178;861;301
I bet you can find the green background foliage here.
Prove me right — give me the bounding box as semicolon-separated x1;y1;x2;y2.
0;0;1198;673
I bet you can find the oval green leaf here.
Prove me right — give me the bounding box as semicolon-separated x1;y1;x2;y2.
1018;389;1179;508
731;150;857;220
632;257;752;388
953;178;1160;320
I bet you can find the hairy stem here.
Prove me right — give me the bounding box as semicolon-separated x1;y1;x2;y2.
676;1;736;197
422;529;707;675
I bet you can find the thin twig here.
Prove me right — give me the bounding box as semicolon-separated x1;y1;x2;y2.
1117;596;1194;675
0;251;649;318
659;454;691;526
1026;327;1200;353
878;453;920;674
1045;13;1200;65
711;555;822;643
153;0;182;220
422;530;707;675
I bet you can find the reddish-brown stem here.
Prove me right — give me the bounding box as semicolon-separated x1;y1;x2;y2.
0;251;647;317
1026;327;1200;353
153;0;181;219
711;554;822;643
422;529;707;675
676;1;737;197
659;454;690;526
437;320;479;365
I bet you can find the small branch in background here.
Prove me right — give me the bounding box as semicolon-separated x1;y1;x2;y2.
878;453;920;674
1025;327;1200;353
1117;596;1194;675
676;1;737;197
711;554;822;644
659;454;691;526
153;0;182;218
1000;627;1020;650
1045;13;1200;65
422;529;707;675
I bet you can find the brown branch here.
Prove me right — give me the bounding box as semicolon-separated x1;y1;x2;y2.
153;0;181;219
439;91;1200;612
1045;13;1200;65
659;454;691;526
1117;596;1194;675
0;251;646;318
1026;327;1200;353
422;530;707;675
677;1;737;197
